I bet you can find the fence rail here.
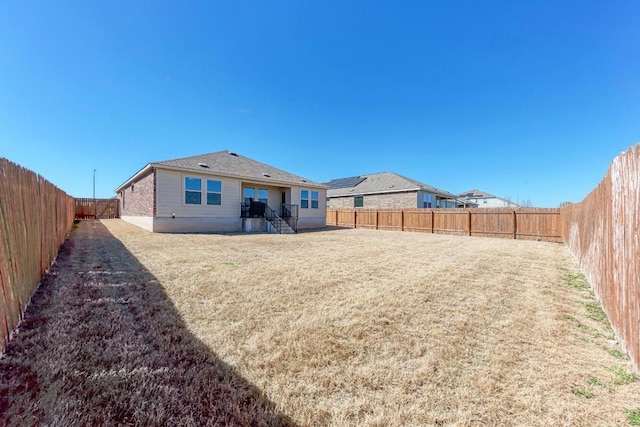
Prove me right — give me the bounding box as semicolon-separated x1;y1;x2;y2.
327;207;562;242
561;144;640;373
75;198;120;219
0;158;75;353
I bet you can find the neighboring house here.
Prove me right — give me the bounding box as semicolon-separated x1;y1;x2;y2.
457;189;520;208
323;171;468;209
114;150;327;233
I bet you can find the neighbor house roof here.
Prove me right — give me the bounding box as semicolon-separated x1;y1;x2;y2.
115;150;326;192
323;171;459;199
458;189;519;205
458;189;497;199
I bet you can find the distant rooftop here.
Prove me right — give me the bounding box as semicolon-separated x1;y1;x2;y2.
323;171;458;198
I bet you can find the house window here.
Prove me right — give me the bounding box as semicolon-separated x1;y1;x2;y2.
423;194;433;208
244;187;255;205
121;191;125;210
258;188;268;205
483;199;487;204
301;190;309;208
185;177;202;204
354;196;363;208
311;191;319;209
207;179;222;205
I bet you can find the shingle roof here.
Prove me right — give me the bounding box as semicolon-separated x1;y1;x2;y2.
458;189;519;205
115;150;325;192
323;171;458;198
458;189;497;199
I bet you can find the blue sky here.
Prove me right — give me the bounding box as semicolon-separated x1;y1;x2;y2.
1;1;638;207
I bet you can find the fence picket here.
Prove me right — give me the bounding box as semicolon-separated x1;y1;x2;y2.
0;158;74;353
326;207;562;242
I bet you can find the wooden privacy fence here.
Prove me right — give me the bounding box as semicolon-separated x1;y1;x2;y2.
0;158;75;353
75;198;120;219
327;207;562;242
561;144;640;373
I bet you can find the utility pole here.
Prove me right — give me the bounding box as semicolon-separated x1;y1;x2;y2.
93;169;97;219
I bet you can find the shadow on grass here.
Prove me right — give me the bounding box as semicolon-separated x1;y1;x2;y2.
0;220;297;427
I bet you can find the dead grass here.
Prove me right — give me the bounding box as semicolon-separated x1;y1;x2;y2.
2;219;638;426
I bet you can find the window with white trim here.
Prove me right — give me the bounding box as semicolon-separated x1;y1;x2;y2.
207;179;222;205
311;191;319;209
185;177;202;204
301;190;309;208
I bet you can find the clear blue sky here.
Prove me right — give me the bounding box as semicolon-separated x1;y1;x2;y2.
1;1;638;207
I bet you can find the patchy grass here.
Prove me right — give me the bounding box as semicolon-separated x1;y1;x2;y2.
572;387;597;399
610;366;637;386
609;348;627;359
625;407;640;425
587;376;605;387
2;219;640;426
585;301;609;324
566;272;591;291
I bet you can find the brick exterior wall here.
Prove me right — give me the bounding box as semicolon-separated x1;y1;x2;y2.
119;170;155;217
329;191;419;209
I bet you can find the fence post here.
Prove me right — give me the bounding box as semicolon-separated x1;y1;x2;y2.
468;211;472;236
354;209;357;229
431;210;434;233
401;210;404;232
512;210;517;239
376;210;379;230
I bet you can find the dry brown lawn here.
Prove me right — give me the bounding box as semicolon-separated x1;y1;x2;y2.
1;219;638;426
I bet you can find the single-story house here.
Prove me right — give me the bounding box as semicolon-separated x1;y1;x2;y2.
114;150;327;233
458;189;520;208
323;171;469;209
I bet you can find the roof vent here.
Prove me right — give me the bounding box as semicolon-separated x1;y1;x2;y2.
300;179;307;183
198;162;210;168
228;151;238;156
263;173;271;177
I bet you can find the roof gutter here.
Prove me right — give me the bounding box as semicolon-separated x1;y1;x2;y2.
114;163;153;193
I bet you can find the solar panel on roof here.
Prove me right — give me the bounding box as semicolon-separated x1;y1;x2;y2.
323;176;366;189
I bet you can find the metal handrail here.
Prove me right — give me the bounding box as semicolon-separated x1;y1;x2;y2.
281;203;298;233
265;204;283;234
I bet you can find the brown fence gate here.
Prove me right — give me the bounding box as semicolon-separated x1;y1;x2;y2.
75;198;120;219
